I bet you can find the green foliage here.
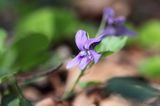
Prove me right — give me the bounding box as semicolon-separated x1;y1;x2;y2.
50;9;97;40
0;29;16;81
19;98;32;106
0;69;15;82
12;34;50;71
1;82;33;106
8;98;20;106
0;49;16;71
0;7;97;81
14;8;77;72
139;56;160;78
2;94;17;106
0;0;16;9
95;36;128;55
53;9;79;40
129;20;160;49
39;52;62;70
103;77;159;102
15;8;55;41
7;7;96;72
15;7;96;41
0;29;7;55
2;95;32;106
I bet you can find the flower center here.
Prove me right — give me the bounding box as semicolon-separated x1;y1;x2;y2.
79;50;93;59
80;51;87;57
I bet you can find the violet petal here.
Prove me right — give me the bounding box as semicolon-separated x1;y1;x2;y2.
84;37;102;49
79;57;91;70
103;8;115;24
114;16;126;25
66;54;81;69
75;30;88;50
99;26;116;38
116;26;136;36
90;50;101;63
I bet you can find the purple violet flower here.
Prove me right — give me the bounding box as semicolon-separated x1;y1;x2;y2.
66;30;102;70
100;8;135;38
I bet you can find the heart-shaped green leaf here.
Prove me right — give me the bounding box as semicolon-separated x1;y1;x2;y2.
15;8;55;41
12;34;50;71
95;36;128;55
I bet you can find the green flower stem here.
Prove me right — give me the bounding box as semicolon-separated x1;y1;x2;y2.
96;15;106;36
70;70;84;93
62;69;85;100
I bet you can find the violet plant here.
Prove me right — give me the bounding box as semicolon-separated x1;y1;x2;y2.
0;7;135;105
64;8;135;99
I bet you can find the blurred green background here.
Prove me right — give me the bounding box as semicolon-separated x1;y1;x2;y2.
0;0;160;106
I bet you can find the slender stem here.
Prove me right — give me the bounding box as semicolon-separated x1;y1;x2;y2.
19;64;62;86
70;70;84;93
96;15;106;36
62;69;85;100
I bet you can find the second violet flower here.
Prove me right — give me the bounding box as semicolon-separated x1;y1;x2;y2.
100;8;135;38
